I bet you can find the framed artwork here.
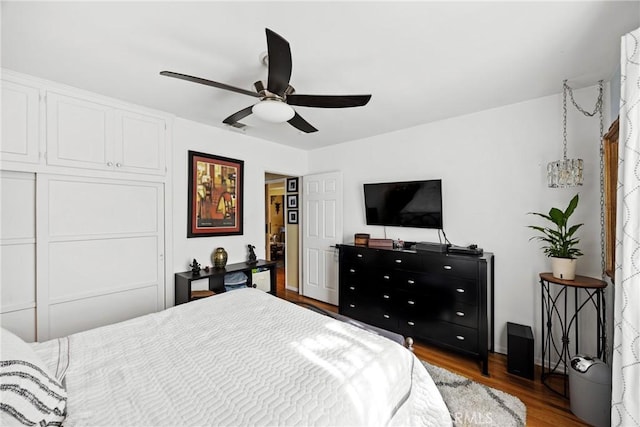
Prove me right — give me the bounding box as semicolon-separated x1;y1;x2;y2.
187;150;244;237
288;209;298;224
287;194;298;209
287;177;298;193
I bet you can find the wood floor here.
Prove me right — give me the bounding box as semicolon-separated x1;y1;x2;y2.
275;268;588;426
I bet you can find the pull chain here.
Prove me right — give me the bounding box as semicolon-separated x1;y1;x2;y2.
563;80;606;277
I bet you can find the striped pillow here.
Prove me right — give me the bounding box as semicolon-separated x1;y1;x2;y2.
0;328;67;426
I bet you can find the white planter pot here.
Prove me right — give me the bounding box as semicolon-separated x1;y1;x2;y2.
551;257;577;280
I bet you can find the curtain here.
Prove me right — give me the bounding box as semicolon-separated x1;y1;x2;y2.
611;27;640;427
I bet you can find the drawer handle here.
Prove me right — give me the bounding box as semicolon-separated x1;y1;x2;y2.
407;300;415;305
349;304;355;308
383;275;390;280
383;294;390;299
407;279;415;285
349;286;355;290
456;311;465;317
383;314;390;319
357;254;363;258
395;259;402;263
444;265;452;270
456;335;465;341
349;269;356;273
407;321;415;326
456;288;465;293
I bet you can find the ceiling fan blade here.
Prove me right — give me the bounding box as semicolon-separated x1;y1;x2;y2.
160;71;260;98
287;94;372;108
222;105;254;125
265;28;292;96
288;112;318;133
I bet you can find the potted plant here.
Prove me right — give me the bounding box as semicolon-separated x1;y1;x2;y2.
528;194;583;280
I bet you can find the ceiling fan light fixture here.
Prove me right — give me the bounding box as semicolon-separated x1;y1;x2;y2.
252;99;295;123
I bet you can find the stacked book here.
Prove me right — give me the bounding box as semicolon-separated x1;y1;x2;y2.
368;238;394;249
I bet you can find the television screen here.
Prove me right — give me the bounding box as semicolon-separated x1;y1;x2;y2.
363;179;443;229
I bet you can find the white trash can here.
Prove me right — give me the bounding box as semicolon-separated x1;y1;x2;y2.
569;355;611;427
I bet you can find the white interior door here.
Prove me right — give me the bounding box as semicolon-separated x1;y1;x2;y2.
301;171;342;305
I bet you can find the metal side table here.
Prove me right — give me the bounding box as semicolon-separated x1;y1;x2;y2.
539;272;607;397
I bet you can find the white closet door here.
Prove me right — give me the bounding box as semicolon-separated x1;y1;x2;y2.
36;174;164;340
46;92;115;170
1;80;40;164
114;110;166;175
0;171;37;341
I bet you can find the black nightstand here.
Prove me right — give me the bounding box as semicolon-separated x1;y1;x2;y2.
174;260;277;305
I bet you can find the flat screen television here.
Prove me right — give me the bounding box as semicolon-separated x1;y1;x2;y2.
363;179;443;229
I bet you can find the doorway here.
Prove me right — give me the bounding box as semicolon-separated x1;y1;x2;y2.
265;173;299;296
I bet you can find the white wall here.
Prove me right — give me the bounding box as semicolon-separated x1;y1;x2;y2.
308;84;610;357
170;119;308;306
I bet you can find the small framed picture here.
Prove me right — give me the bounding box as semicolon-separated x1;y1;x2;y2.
286;177;298;193
288;210;298;224
287;194;298;209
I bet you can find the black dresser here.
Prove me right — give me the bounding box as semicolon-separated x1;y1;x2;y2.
338;244;494;374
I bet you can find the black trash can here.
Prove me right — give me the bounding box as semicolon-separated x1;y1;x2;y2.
569;355;611;427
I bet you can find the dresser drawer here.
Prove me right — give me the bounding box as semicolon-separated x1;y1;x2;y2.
341;245;378;265
434;323;479;353
341;263;366;281
420;255;478;280
394;270;478;303
394;291;477;328
402;320;478;353
340;280;376;298
341;298;374;324
379;250;421;270
441;301;478;328
367;307;399;331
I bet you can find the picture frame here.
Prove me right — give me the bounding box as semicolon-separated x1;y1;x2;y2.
286;177;298;193
287;194;298;209
187;150;244;237
287;209;298;224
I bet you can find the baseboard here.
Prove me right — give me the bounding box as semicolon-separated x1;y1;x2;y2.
285;285;299;292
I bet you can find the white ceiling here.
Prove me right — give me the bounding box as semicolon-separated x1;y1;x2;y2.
2;1;638;150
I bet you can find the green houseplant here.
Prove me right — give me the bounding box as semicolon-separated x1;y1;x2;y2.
528;194;583;280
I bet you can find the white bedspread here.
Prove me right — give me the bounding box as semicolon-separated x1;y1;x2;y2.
33;288;451;426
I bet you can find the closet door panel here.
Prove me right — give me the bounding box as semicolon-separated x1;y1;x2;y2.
47;286;158;339
0;172;36;341
46;92;114;169
1;173;36;240
1;243;36;308
48;236;159;300
1;310;36;342
1;80;40;163
48;179;159;237
37;175;164;340
115;111;166;175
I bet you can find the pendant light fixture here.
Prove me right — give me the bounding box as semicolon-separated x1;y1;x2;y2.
547;80;604;188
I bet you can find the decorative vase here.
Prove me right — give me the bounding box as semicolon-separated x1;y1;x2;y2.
551;257;577;280
212;247;228;269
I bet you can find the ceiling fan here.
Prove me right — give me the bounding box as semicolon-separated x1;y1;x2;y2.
160;28;371;133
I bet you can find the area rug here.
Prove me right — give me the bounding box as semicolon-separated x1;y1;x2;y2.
422;361;526;427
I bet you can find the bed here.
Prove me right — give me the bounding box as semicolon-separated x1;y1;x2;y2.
1;288;451;426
